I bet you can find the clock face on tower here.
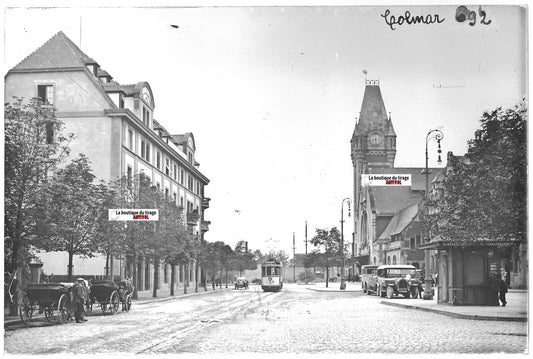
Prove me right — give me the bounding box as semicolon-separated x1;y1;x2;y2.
141;87;152;106
369;133;382;146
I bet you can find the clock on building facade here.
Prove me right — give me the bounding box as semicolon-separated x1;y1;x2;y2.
369;133;382;146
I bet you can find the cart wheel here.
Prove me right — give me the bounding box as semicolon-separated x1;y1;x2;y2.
19;296;33;325
125;294;132;312
109;291;120;315
44;306;54;321
57;294;69;324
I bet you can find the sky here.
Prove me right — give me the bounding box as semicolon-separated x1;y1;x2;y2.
2;2;528;256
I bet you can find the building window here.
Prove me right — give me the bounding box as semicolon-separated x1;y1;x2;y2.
127;166;133;187
180;169;184;185
156;151;161;170
37;84;54;104
410;237;415;249
142;107;151;127
188;152;193;164
173;192;177;203
173;164;177;180
416;235;421;247
180;197;184;208
141;140;150;162
128;129;133;150
119;95;124;109
165;188;169;199
188;175;194;191
165;159;170;176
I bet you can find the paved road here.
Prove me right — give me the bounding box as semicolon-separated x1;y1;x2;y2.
4;284;528;354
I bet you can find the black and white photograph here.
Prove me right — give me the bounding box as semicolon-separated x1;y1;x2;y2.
3;1;528;356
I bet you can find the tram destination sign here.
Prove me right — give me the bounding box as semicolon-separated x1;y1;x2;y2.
108;209;159;221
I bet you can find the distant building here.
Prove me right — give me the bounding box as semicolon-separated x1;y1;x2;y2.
351;80;439;273
5;31;210;291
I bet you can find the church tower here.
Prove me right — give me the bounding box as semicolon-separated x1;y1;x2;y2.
350;79;396;263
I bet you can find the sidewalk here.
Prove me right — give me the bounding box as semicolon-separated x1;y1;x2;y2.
4;283;232;327
307;282;528;322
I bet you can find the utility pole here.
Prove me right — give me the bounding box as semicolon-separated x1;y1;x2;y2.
304;221;308;283
293;232;296;283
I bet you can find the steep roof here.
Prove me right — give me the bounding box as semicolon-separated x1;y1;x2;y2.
10;31;98;71
378;198;422;240
353;82;396;137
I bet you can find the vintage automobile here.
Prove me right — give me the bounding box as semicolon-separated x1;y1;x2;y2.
375;264;421;299
360;265;379;295
234;277;249;290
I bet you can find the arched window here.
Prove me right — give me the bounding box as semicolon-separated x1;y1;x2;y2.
387;256;391;264
393;255;397;265
373;257;376;265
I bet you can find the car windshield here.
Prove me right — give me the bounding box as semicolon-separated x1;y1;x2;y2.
385;269;416;277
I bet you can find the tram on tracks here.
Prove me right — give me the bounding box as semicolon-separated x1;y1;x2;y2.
261;259;283;292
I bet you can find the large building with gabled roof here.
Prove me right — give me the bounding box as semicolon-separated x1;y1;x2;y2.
351;79;439;272
5;31;210;291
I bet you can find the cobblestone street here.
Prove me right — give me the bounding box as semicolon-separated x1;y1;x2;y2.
4;284;528;354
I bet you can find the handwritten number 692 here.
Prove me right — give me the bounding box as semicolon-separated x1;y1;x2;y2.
456;5;492;26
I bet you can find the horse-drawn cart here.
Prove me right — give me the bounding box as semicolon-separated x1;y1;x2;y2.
18;283;72;325
89;280;120;315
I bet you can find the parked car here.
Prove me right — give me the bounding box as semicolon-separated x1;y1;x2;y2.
375;264;421;299
360;265;379;295
234;277;249;290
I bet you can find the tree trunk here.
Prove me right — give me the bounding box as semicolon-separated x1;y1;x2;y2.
170;263;175;296
105;252;110;279
194;260;199;293
202;267;207;291
225;268;228;288
8;241;20;315
152;256;159;298
132;252;138;299
325;256;329;288
68;251;74;282
184;263;188;294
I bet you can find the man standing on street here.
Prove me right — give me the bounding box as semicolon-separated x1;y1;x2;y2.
499;277;508;307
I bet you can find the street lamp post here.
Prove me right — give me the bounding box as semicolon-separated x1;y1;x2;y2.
423;129;443;300
340;197;352;290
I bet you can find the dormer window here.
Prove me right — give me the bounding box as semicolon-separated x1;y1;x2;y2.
86;64;97;77
142;107;151;127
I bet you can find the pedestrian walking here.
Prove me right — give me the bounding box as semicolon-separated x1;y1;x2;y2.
499;277;508;307
488;272;500;306
71;283;87;323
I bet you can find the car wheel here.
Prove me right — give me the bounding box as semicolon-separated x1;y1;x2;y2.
386;286;394;299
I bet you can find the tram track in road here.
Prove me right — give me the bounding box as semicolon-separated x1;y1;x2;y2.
136;290;281;354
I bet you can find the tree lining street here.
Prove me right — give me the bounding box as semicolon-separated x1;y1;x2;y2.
4;284;527;354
